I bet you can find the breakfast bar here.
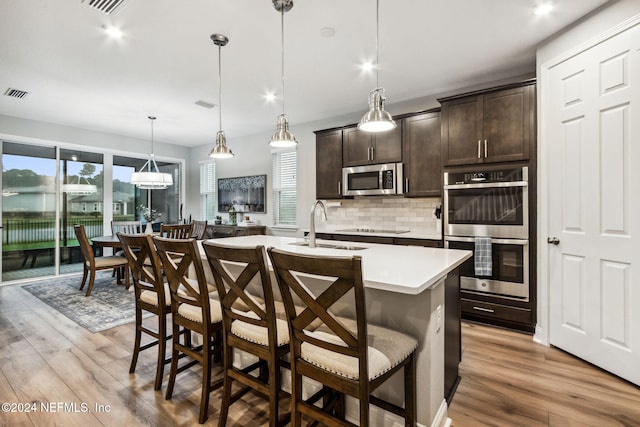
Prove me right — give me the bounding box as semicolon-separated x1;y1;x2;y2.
199;235;471;427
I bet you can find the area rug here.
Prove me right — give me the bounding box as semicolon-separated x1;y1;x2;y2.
21;272;141;333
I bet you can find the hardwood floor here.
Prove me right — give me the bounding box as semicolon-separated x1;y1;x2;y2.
1;282;639;426
449;322;640;427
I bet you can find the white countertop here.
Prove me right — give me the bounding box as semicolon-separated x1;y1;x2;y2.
201;235;470;295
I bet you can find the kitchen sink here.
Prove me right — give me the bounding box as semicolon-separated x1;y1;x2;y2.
289;242;367;251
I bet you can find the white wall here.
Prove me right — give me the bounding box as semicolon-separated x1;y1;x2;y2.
0;114;189;160
535;0;640;344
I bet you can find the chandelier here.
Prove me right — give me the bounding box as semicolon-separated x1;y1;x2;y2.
131;116;173;189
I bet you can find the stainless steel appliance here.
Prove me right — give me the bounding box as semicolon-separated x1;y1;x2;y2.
342;162;403;196
443;166;530;301
443;166;528;239
444;236;529;300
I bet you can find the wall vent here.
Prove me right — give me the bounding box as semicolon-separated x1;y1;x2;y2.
83;0;126;14
4;88;29;99
195;100;216;109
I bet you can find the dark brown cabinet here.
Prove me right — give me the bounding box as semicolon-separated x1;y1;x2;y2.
315;129;343;199
342;125;402;167
204;224;266;239
402;110;442;197
440;82;534;166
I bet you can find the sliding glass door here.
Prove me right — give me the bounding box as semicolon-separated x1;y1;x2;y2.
59;149;104;273
1;143;182;283
2;142;57;281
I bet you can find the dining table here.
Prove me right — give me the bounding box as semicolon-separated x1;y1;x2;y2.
91;235;122;256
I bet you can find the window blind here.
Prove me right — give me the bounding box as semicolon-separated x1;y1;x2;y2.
199;161;216;221
272;151;297;226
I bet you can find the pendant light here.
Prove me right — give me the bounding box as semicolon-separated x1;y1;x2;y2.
62;176;97;195
269;0;297;148
209;33;234;159
131;116;173;189
357;0;396;133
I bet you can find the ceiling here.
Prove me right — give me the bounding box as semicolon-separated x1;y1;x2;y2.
0;0;611;148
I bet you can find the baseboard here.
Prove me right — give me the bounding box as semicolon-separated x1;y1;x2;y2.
431;399;449;427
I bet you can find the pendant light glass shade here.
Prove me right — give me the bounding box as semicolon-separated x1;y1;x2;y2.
131;116;173;190
209;34;234;159
358;0;396;133
62;180;97;195
269;0;297;148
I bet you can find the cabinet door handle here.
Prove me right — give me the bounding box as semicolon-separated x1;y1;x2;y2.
367;146;371;161
472;306;495;313
371;146;375;161
477;140;481;159
338;181;341;196
405;178;409;193
484;139;488;158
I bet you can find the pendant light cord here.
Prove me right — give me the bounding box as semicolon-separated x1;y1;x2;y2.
149;116;156;171
375;0;380;89
281;7;285;114
218;43;223;131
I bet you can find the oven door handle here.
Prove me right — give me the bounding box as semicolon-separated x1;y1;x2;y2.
444;236;529;245
444;181;528;190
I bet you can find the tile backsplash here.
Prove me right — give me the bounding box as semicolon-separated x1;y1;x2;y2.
323;197;442;234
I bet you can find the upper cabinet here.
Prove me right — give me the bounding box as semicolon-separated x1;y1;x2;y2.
342;125;402;167
440;81;535;166
402;110;442;197
315;129;343;199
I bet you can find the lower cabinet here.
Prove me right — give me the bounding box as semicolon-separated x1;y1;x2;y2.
460;294;533;331
204;225;266;239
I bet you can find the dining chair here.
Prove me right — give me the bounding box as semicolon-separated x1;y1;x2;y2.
203;242;290;427
267;247;418;427
154;236;223;424
191;220;208;240
118;232;172;390
160;223;193;239
73;224;130;297
111;220;142;235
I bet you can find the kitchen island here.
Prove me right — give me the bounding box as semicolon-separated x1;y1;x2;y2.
199;235;471;427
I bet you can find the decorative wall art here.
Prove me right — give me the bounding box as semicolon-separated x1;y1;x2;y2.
217;174;266;213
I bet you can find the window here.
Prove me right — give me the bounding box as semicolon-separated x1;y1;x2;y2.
200;161;216;221
272;150;297;226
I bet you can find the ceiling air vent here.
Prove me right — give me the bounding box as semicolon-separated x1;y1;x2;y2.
4;88;29;99
195;100;216;109
82;0;126;14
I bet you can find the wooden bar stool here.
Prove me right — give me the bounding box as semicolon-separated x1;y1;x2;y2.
154;236;223;424
118;232;171;390
268;247;418;427
203;242;291;427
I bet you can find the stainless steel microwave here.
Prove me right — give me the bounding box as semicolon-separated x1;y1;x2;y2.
342;163;404;196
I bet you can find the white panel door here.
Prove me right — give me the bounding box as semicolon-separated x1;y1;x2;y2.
546;23;640;386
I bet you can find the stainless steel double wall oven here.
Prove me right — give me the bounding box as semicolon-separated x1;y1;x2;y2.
444;166;529;301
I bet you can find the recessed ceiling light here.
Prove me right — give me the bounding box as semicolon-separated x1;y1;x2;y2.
319;27;335;38
264;92;277;103
102;25;123;39
534;3;553;16
360;61;375;72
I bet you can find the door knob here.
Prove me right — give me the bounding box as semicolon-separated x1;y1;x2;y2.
547;237;560;245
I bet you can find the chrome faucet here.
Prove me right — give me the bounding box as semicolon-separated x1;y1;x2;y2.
309;200;328;248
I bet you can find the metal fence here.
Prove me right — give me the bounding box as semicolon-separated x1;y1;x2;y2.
2;218;104;245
